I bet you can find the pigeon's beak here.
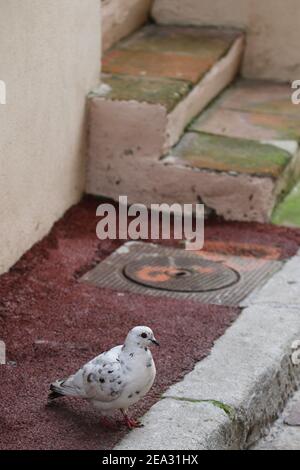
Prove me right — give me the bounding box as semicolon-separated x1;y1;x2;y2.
151;338;160;347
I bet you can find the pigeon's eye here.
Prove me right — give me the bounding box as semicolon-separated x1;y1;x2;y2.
141;333;147;339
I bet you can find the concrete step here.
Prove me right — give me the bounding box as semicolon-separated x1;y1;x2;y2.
86;24;244;195
180;79;300;222
87;75;300;223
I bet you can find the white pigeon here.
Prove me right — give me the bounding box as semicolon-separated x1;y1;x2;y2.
48;326;159;429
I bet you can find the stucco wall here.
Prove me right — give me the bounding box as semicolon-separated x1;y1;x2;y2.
102;0;153;51
152;0;300;81
0;0;101;274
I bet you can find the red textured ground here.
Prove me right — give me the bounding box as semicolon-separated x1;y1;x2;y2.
1;196;300;450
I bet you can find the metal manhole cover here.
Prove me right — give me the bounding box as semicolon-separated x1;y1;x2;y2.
80;241;282;306
123;256;239;293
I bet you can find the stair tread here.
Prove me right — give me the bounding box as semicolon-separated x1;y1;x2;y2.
190;80;300;141
117;24;238;56
170;132;292;178
101;74;192;112
101;24;243;100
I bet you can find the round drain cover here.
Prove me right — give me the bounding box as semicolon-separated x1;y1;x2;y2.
123;256;239;293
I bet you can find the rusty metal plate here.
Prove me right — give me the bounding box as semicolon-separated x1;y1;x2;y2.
123;256;239;293
80;242;282;306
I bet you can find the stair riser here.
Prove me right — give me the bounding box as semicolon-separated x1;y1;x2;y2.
166;36;244;150
87;36;244;173
87;153;278;223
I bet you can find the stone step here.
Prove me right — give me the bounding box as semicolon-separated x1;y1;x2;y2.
87;76;300;223
181;79;300;222
86;24;244;195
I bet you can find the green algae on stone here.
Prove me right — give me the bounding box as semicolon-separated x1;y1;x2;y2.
172;132;291;178
98;74;192;113
272;181;300;227
161;396;235;419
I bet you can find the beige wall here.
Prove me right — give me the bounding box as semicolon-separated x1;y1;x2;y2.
102;0;153;51
0;0;101;274
152;0;300;81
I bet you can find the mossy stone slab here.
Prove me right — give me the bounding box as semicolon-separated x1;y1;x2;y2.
99;74;192;112
171;132;291;178
272;181;300;227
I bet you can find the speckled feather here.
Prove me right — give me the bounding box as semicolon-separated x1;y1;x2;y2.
49;327;157;413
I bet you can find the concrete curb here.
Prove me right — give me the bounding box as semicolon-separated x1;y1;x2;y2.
115;251;300;450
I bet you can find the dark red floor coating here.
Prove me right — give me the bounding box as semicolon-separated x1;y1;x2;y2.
0;196;299;450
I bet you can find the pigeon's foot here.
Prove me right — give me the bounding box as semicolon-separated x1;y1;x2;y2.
121;410;144;430
124;416;144;430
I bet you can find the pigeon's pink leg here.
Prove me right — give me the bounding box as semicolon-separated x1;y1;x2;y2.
121;409;144;429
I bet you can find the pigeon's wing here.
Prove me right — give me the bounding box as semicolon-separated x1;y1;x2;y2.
55;345;126;402
89;345;122;367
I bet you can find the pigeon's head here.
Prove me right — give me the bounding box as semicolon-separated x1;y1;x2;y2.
126;326;159;349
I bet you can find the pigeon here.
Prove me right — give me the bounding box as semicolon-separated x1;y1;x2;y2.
48;326;159;429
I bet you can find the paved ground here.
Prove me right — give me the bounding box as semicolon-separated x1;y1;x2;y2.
253;389;300;450
1;196;300;450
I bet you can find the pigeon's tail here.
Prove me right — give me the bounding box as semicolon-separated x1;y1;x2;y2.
48;378;78;400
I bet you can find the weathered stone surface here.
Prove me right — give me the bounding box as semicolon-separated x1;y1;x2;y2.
219;80;299;117
118;24;236;58
102;0;152;51
285;402;300;426
191;108;300;142
88;97;167;164
165;36;244;149
115;398;231;450
97;74;192;112
272;181;300;228
253;389;300;450
87;149;277;223
87;25;245;218
103;48;217;84
243;248;300;307
103;24;241;84
88;32;244;168
191;80;300;142
171;132;291;178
